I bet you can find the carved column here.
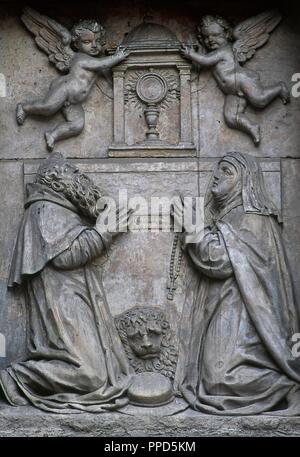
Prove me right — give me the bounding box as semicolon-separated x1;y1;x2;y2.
179;66;192;145
112;68;126;144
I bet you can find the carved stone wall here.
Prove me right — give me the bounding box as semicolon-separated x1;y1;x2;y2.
0;0;300;433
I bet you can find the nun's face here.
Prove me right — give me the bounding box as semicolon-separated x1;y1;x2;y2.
211;160;241;202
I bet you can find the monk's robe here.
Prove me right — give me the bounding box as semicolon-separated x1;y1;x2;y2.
0;182;132;413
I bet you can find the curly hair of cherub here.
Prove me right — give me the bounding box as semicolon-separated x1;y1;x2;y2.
198;15;233;42
71;19;106;43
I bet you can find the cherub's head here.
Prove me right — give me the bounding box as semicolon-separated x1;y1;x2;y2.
71;20;106;56
198;15;233;50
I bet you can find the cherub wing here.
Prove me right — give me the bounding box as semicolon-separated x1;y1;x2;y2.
21;7;74;72
232;10;282;63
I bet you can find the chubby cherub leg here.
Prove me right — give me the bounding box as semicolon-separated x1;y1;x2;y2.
16;83;68;125
224;95;261;146
239;72;290;108
45;104;85;151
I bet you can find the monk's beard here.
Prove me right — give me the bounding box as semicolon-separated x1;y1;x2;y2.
63;174;102;220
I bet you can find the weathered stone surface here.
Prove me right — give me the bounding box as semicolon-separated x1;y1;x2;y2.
282;158;300;312
1;399;300;437
1;2;299;159
0;0;300;434
0;161;27;370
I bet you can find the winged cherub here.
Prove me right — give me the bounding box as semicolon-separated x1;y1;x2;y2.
181;10;289;145
16;7;129;151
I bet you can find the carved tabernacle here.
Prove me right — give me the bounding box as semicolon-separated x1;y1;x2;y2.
108;18;197;157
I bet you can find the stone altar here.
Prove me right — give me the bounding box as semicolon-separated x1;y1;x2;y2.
0;0;300;437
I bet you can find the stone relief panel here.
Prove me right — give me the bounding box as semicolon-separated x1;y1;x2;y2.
1;3;299;159
0;0;300;431
21;158;281;322
0;154;283;377
0;151;296;417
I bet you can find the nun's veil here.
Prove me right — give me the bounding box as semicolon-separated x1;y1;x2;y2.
205;152;281;224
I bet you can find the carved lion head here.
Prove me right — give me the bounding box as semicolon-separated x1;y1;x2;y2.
115;306;178;380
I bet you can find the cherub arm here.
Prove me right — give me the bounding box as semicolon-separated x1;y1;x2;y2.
82;47;129;72
181;45;221;67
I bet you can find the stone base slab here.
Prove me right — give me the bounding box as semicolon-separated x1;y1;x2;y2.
1;400;300;437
